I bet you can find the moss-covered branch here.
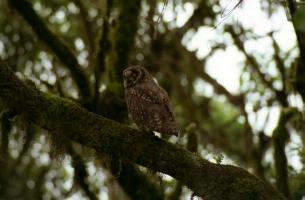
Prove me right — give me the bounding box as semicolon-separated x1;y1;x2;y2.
0;64;285;200
9;0;91;100
272;108;298;200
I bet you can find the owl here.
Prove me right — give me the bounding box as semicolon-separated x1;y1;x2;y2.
123;65;179;137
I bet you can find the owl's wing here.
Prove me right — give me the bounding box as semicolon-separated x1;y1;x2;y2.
136;83;177;122
134;83;170;104
127;83;178;135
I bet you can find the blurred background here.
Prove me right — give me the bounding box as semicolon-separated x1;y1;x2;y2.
0;0;305;199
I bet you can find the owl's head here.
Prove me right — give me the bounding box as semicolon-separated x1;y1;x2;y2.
123;65;151;88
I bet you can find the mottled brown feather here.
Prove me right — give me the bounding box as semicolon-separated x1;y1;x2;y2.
123;66;178;136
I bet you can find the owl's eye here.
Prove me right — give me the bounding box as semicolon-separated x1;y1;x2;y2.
123;67;144;87
131;72;139;79
123;70;132;78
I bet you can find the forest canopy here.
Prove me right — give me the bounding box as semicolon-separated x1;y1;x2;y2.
0;0;305;200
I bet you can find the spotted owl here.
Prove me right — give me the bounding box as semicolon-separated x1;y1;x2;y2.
123;65;179;137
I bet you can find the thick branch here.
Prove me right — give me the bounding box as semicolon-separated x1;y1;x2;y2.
9;0;91;100
0;64;284;200
272;109;298;200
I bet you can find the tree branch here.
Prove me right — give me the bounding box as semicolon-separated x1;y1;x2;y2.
272;108;298;200
9;0;91;100
284;1;305;100
112;0;141;83
177;0;214;37
72;0;95;60
0;63;285;200
152;34;243;108
93;0;113;109
227;26;274;89
110;160;164;200
227;25;288;106
285;0;297;17
271;34;286;91
67;143;99;200
0;112;11;161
